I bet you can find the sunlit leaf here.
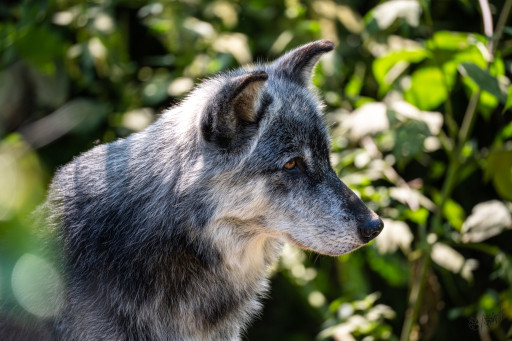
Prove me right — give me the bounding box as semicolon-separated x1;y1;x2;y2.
312;1;362;33
205;1;238;28
346;102;389;140
319;293;395;340
269;31;294;55
146;18;173;34
431;243;478;281
375;219;413;254
354;97;376;108
389;187;435;210
477;290;501;313
496;121;512;142
461;200;512;243
212;33;252;64
365;0;422;32
427;31;471;50
438;45;487;99
443;199;466;231
452;45;487;69
389;100;444;135
296;20;321;34
372;49;429;95
404;67;448;110
404;208;428;225
122;108;155;132
490;55;506;77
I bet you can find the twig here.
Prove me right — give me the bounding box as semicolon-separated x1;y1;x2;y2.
478;0;494;38
489;0;512;56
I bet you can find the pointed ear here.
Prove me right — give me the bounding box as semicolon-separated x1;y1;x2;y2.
201;70;268;148
271;40;334;86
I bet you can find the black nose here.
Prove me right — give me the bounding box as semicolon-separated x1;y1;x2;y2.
358;218;384;243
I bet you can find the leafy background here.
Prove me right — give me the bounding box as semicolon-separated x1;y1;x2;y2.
1;0;512;340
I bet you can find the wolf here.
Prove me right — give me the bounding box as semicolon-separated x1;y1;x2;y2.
32;40;383;340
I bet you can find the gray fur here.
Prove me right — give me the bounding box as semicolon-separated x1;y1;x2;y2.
34;40;382;340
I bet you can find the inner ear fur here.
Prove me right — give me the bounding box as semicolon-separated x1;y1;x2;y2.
231;71;268;122
201;70;268;148
271;39;334;86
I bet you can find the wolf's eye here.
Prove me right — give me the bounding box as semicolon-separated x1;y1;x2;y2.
283;159;297;171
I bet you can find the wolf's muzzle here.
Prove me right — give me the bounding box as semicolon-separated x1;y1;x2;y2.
358;218;384;243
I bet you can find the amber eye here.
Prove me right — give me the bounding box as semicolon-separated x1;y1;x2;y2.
283;159;297;170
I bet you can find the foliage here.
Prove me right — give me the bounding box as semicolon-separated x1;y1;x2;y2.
1;0;512;340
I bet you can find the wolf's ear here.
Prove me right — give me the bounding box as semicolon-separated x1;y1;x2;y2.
272;40;334;86
201;70;268;148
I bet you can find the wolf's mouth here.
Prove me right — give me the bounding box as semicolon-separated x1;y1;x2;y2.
285;234;315;251
284;234;363;256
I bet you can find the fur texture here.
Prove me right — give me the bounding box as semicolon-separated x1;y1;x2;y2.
33;40;383;340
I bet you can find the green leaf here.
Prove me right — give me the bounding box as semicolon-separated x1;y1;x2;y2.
458;62;509;103
404;67;448;110
440;46;487;91
367;247;409;286
496;121;512;142
14;26;66;74
485;147;512;201
490;55;506;77
372;49;430;96
505;85;512;112
503;26;512;36
452;46;487;69
405;207;429;225
459;70;499;119
345;63;365;98
478;290;501;313
427;31;471;51
354;97;376;108
392;119;431;167
444;199;466;231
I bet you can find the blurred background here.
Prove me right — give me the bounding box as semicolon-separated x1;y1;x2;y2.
1;0;512;340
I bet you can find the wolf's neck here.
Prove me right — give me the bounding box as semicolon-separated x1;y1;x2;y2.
206;221;283;283
178;221;282;339
154;222;283;339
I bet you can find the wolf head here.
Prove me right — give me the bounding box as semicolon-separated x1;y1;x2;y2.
187;40;383;256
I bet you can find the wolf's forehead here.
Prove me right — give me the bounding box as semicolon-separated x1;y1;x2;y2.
258;87;330;159
266;81;326;132
266;80;320;118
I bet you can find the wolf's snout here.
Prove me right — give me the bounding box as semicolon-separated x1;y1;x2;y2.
358;218;384;243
